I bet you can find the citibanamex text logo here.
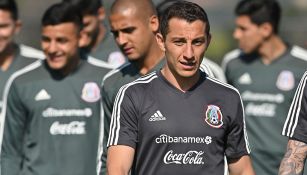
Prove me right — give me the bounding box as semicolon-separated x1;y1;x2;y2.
163;150;204;165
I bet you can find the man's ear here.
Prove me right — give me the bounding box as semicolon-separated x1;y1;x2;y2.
149;15;159;33
156;33;166;52
206;33;212;50
97;7;106;21
260;22;273;38
78;29;90;48
14;20;22;35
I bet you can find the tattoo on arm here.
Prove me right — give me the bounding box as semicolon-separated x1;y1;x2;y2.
279;139;307;175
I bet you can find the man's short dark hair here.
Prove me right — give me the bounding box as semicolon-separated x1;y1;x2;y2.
159;1;210;39
63;0;102;16
235;0;281;34
42;2;83;30
0;0;18;20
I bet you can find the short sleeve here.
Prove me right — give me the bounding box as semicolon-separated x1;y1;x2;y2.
225;93;250;160
107;84;138;149
282;72;307;143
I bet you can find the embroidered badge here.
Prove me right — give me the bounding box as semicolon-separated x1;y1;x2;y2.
276;70;295;91
81;82;101;102
205;105;223;128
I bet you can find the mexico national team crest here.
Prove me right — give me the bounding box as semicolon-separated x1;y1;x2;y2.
276;70;295;91
81;82;101;103
204;105;223;128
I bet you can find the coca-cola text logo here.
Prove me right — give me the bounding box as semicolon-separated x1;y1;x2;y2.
163;150;204;165
50;121;86;135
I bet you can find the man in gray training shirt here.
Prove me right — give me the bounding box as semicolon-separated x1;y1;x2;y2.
107;1;255;175
0;2;110;175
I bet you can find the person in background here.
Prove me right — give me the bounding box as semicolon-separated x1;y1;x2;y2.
107;1;254;174
155;0;226;82
97;0;165;174
64;0;126;68
222;0;307;174
0;0;44;117
280;71;307;175
0;2;110;175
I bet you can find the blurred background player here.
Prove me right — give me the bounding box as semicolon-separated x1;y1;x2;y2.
63;0;126;68
0;0;44;117
0;2;110;175
155;0;226;82
97;0;165;174
222;0;307;174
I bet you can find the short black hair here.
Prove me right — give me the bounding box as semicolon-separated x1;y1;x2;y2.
235;0;281;34
0;0;18;20
159;1;210;38
42;2;83;30
63;0;102;16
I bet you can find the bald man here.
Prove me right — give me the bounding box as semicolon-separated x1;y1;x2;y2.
97;0;164;174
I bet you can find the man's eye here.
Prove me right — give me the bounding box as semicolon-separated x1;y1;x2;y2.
193;40;205;46
174;41;184;46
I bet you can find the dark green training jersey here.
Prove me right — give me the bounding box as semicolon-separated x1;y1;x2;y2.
222;45;307;175
0;59;110;175
0;44;44;116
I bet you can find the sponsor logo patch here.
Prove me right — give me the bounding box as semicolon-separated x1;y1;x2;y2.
35;89;51;101
148;110;166;121
81;82;101;102
276;70;295;91
163;150;205;165
204;105;223;128
238;72;252;85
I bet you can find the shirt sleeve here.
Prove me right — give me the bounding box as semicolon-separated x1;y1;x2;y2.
0;81;27;175
282;72;307;143
225;92;250;160
107;84;138;148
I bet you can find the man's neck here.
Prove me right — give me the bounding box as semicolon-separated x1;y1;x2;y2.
161;66;200;92
137;42;165;75
91;23;106;52
258;35;287;65
0;44;16;71
57;57;80;77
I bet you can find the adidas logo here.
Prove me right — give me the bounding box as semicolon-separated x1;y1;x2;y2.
149;110;166;122
35;89;51;101
238;73;252;85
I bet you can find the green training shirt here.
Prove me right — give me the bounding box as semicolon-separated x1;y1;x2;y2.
222;45;307;175
0;59;110;175
0;44;43;116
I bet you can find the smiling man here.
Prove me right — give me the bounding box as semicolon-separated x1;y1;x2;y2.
106;1;255;175
0;2;110;175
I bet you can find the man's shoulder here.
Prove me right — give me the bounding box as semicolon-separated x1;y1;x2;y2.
116;72;158;96
289;45;307;62
7;61;43;88
205;75;241;98
103;62;138;87
221;49;242;69
19;44;45;60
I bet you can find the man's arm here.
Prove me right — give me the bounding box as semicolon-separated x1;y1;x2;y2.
107;145;135;175
279;139;307;175
228;155;255;175
0;82;26;175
